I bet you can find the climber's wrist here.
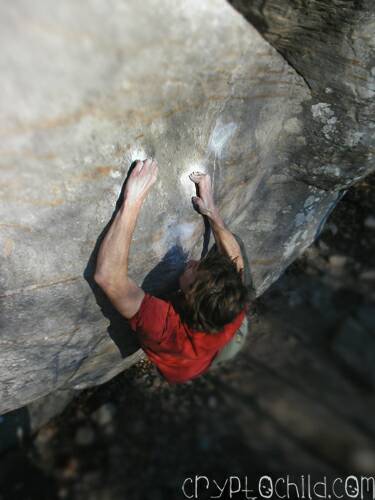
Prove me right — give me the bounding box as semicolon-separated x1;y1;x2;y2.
206;206;225;227
122;193;144;212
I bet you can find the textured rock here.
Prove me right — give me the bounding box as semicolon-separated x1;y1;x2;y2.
229;0;375;189
0;0;374;416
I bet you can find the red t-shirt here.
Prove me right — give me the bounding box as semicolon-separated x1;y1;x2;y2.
128;293;247;384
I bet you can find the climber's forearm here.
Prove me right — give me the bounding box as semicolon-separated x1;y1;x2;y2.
207;208;244;273
94;158;156;319
94;196;142;288
94;196;146;319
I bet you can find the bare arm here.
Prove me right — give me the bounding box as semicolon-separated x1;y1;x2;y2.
94;159;158;319
189;171;244;274
206;208;244;274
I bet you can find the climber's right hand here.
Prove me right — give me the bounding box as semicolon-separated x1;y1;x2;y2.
189;171;217;218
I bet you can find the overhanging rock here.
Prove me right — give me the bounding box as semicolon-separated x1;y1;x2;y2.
0;0;373;414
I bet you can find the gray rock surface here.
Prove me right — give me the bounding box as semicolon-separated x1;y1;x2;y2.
229;0;375;189
0;0;374;416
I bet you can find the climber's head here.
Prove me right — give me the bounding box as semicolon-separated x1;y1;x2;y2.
178;252;250;333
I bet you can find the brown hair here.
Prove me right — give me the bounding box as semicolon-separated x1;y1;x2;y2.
179;251;251;334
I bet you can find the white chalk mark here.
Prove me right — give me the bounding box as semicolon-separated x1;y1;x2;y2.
179;163;207;198
208;121;237;157
175;222;196;244
129;148;147;163
151;215;197;260
208;120;237;187
213;155;217;189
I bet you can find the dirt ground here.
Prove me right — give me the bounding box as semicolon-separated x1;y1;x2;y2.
1;175;374;500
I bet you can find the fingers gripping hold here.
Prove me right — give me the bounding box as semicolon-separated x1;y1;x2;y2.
134;158;158;176
188;170;215;217
124;158;158;204
189;171;209;184
135;160;144;172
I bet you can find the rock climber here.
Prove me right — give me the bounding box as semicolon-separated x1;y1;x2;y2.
94;158;252;383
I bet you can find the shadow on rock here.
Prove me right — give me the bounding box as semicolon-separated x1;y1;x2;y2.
84;161;190;358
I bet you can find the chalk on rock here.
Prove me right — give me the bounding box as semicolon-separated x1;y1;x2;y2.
1;0;374;431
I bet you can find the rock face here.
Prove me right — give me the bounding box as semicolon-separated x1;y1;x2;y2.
229;0;375;189
0;0;374;415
